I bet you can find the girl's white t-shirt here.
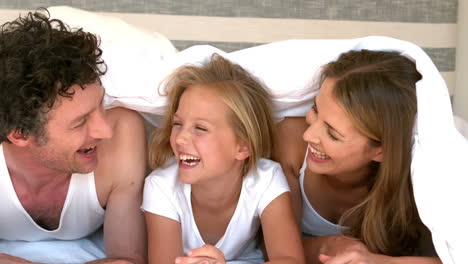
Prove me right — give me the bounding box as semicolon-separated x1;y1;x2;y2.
142;158;290;263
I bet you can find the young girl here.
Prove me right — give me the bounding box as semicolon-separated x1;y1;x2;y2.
142;54;305;264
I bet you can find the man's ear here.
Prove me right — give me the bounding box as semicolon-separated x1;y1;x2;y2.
235;144;250;161
372;147;383;163
6;129;30;147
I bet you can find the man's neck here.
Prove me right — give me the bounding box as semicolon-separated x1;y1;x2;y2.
2;143;71;191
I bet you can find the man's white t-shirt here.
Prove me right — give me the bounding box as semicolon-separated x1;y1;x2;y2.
0;144;105;241
142;158;290;263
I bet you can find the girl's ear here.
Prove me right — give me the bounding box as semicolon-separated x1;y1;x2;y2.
372;147;383;162
6;129;30;147
235;144;250;161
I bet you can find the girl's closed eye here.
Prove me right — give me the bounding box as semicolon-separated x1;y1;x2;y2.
195;125;208;132
172;120;182;126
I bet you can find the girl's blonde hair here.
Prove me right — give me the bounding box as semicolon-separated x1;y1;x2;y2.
323;50;426;256
149;54;277;176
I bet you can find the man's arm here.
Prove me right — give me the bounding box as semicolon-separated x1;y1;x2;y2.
93;107;148;264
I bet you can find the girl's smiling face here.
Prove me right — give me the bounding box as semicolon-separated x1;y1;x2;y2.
170;84;248;185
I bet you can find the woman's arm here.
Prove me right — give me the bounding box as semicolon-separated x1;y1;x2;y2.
302;235;442;264
145;212;184;264
276;117;309;224
261;193;305;264
319;252;441;264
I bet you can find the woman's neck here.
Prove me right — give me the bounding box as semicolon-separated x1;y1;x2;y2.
325;162;378;191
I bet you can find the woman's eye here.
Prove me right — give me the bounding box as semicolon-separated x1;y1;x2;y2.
326;128;339;141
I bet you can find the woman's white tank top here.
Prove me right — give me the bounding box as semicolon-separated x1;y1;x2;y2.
299;155;343;236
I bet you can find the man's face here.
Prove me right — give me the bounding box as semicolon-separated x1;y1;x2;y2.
27;82;113;174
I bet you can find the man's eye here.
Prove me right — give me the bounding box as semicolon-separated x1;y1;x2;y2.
75;119;86;128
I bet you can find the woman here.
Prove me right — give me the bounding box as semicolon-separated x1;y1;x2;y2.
277;49;441;264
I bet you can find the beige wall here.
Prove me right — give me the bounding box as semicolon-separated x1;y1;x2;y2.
454;0;468;122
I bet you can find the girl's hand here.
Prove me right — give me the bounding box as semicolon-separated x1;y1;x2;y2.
175;244;226;264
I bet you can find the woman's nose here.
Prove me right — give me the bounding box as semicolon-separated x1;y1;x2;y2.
303;120;320;145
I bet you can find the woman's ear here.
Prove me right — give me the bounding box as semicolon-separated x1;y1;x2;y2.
6;129;30;147
235;144;250;161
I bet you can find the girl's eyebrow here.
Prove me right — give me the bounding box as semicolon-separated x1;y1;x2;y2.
173;113;213;125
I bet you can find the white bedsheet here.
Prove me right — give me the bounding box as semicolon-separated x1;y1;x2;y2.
0;229;105;263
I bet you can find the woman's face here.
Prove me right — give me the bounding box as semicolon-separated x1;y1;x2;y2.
303;78;382;183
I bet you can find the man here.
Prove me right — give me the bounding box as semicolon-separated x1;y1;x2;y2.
0;9;147;264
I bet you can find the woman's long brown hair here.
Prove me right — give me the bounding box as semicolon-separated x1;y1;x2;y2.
323;50;427;256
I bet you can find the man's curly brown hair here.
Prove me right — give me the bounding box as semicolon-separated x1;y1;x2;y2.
0;8;106;143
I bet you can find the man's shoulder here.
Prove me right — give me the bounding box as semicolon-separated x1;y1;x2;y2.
94;107;147;193
106;107;146;132
99;107;146;161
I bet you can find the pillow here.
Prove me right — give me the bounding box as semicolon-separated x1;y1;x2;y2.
47;5;177;119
